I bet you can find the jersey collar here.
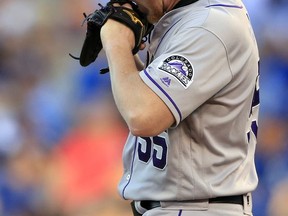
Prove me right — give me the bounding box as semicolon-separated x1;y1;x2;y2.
173;0;199;10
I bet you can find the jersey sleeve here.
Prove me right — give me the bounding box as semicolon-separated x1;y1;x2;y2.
139;27;233;126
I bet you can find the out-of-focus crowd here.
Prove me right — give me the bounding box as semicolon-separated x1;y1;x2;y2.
0;0;287;215
0;0;130;215
243;0;288;216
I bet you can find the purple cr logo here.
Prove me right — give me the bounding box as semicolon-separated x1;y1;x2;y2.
158;55;194;89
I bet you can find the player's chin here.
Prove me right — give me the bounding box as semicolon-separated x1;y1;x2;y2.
135;4;147;14
148;7;165;23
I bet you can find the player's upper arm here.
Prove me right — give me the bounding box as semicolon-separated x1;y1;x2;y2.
139;27;232;126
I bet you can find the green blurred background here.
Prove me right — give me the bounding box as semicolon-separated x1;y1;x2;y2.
0;0;287;215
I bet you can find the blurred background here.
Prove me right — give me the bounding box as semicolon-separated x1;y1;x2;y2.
0;0;287;215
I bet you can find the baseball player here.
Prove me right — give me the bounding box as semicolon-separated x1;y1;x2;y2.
100;0;260;215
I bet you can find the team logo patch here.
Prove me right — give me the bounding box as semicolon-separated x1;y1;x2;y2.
158;55;194;89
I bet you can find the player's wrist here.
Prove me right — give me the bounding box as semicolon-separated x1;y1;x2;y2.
101;19;135;53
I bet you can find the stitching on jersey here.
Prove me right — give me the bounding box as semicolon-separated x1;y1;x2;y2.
122;136;138;199
203;2;238;80
143;69;182;122
196;26;233;81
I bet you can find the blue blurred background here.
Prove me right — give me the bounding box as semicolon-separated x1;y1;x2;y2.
0;0;287;215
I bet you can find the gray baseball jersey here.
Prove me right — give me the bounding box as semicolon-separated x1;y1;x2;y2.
118;0;260;201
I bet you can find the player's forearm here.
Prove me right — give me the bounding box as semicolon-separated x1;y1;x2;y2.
105;45;155;135
101;18;174;136
104;44;173;136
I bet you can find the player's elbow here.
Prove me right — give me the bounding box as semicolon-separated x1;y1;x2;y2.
123;100;175;137
127;114;165;137
129;126;161;137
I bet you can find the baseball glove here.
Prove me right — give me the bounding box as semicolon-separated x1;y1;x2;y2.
70;0;153;71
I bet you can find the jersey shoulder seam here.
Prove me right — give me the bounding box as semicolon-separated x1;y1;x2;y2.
189;26;234;81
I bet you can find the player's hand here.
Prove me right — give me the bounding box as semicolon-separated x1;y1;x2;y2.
101;2;148;54
119;3;147;51
101;18;136;53
100;3;136;54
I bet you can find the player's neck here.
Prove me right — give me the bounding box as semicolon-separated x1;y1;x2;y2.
173;0;200;10
163;0;181;13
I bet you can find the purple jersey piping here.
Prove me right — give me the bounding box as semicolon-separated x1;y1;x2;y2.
206;4;243;9
144;69;182;122
122;137;138;199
